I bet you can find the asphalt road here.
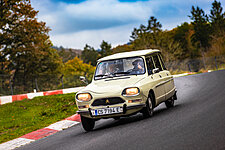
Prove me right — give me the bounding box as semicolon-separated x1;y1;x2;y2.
18;70;225;150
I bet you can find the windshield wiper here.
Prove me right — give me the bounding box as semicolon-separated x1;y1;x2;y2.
95;74;108;77
95;74;114;79
113;72;130;75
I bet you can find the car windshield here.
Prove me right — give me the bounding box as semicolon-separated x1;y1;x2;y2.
94;57;145;80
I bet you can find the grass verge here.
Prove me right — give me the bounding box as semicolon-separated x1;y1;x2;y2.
0;93;77;144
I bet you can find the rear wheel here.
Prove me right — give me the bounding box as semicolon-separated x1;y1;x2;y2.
81;116;95;132
142;95;154;118
165;93;176;108
165;98;174;108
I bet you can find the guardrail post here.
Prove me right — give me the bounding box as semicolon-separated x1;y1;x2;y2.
215;56;218;70
35;78;39;92
188;63;191;72
10;79;13;95
61;74;64;89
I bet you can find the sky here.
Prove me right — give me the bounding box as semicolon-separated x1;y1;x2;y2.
31;0;224;49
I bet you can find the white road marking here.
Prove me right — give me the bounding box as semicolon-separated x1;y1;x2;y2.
46;120;80;131
0;138;34;150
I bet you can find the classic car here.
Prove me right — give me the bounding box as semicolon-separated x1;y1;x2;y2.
75;49;177;131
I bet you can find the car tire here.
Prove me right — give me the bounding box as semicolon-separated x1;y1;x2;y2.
142;94;154;118
81;116;95;132
165;97;175;108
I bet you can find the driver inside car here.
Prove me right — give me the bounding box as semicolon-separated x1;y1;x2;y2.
131;59;144;74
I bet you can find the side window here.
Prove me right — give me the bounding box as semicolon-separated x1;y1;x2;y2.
152;55;162;71
146;57;154;75
158;54;167;70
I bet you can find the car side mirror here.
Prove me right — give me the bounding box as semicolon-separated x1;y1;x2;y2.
80;76;88;84
153;68;160;74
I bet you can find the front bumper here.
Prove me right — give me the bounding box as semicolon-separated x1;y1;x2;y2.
77;103;145;118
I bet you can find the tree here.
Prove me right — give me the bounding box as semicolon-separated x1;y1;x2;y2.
99;40;112;57
62;57;95;87
129;16;183;61
57;47;78;63
0;0;62;93
147;16;162;47
81;44;99;66
130;16;162;50
189;5;212;69
170;22;195;58
189;6;211;52
130;25;149;50
209;0;225;34
206;0;225;56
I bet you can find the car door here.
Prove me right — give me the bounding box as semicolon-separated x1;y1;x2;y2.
158;54;175;100
151;54;166;104
145;56;161;105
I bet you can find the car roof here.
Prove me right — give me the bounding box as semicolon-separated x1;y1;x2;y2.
98;49;160;62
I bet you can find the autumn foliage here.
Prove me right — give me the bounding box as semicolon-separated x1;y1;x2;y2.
62;57;95;88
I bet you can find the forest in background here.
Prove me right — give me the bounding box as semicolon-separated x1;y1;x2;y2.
82;0;225;63
0;0;225;95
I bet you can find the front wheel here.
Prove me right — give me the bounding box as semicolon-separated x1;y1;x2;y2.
142;95;154;118
81;116;95;132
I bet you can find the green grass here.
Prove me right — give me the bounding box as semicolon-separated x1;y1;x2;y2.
0;93;78;144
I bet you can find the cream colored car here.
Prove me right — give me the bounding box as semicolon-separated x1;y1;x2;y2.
75;49;177;131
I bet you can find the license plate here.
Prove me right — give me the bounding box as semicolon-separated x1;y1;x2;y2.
91;107;123;116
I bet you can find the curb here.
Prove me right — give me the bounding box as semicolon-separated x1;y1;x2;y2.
172;72;196;78
0;114;81;150
0;87;85;105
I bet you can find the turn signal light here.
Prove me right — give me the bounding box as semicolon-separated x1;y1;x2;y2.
78;105;89;109
128;99;142;103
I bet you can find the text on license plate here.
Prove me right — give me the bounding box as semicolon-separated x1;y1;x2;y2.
91;107;123;116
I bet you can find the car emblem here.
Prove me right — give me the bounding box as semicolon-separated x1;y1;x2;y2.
106;99;110;104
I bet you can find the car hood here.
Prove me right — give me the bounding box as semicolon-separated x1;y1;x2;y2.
79;76;145;94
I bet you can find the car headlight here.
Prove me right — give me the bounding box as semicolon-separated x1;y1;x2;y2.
76;93;92;102
122;87;140;96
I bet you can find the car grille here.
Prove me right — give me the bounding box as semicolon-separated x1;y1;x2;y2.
92;97;125;106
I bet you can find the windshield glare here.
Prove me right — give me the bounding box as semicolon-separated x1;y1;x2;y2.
95;57;145;80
